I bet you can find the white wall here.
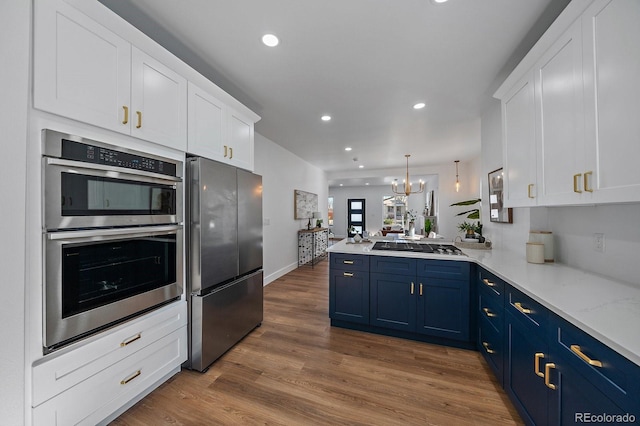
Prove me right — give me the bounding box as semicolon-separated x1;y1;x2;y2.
329;159;481;241
480;99;640;287
0;1;30;424
253;133;328;284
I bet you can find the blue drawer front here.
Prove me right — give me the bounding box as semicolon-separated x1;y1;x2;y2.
370;256;416;276
330;253;369;272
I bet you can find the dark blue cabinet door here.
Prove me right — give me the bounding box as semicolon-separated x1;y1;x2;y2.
329;269;369;325
370;272;416;332
506;311;550;426
416;277;469;341
548;356;630;425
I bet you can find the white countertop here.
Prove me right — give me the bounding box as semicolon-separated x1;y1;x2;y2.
328;238;640;367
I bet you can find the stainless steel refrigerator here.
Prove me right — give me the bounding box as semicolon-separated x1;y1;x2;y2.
185;156;263;372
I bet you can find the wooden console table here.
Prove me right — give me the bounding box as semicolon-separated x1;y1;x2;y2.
298;228;328;268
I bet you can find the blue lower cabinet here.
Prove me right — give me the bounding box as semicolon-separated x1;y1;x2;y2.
417;276;469;341
506;311;552;425
370;273;416;332
329;267;369;325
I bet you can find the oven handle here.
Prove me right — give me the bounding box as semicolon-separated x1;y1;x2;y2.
45;157;182;183
47;224;182;241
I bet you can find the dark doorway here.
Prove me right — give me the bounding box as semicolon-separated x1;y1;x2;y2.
347;198;365;236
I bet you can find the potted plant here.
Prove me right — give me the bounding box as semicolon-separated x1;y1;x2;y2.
451;198;483;239
457;221;478;239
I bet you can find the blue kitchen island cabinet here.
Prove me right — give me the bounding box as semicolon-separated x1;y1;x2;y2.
369;256;471;342
329;253;370;325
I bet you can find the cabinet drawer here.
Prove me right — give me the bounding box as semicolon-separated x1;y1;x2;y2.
553;315;640;413
32;301;187;407
32;326;187;426
330;253;369;272
478;268;505;299
417;259;470;280
478;286;504;334
370;256;416;275
506;286;549;331
478;316;504;385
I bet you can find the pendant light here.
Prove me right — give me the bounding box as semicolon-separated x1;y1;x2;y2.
455;160;460;192
392;155;424;196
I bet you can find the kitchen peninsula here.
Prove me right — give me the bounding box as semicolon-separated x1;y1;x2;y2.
328;237;640;424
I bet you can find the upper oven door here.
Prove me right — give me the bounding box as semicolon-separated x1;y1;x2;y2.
44;157;183;230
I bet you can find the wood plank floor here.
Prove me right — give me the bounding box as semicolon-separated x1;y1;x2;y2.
111;260;523;425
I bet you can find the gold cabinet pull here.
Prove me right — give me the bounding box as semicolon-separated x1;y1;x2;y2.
514;302;531;315
343;260;354;265
482;278;495;287
229;147;233;159
136;111;142;128
570;345;602;367
410;282;415;295
534;352;545;377
482;307;496;318
120;333;141;347
419;283;423;296
224;145;228;157
121;369;141;385
527;184;535;199
343;272;354;277
573;173;583;193
122;105;129;125
584;171;593;193
482;342;496;354
544;363;557;390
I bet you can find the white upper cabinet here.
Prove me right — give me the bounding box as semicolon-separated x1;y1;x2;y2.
582;0;640;203
535;20;587;205
33;0;187;151
130;47;187;148
187;83;255;171
227;108;255;171
502;71;537;207
496;0;640;206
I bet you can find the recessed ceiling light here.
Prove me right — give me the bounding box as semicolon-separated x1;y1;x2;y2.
345;147;352;151
262;34;279;47
366;183;370;185
359;165;364;169
413;102;426;109
339;184;344;187
321;115;331;121
432;0;449;3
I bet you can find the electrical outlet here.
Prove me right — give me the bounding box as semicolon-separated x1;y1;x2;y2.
593;233;605;252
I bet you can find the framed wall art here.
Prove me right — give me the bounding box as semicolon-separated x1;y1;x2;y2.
294;189;318;219
488;168;513;223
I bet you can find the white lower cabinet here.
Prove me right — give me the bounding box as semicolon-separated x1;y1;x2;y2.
32;301;187;425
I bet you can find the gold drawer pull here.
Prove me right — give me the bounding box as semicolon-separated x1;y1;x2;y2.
120;333;142;347
584;171;593;193
534;352;545;377
570;345;603;367
419;283;423;296
343;272;353;277
410;282;415;295
545;363;557;390
343;260;354;265
120;370;141;385
527;184;535;199
229;147;233;159
482;307;496;318
122;105;129;124
136;111;142;128
482;342;495;354
573;173;583;193
514;302;531;314
224;145;228;157
482;278;495;287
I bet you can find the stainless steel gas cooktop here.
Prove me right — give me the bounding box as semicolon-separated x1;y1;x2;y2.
371;241;465;256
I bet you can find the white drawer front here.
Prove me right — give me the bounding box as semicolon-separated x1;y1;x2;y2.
32;326;186;426
33;301;186;407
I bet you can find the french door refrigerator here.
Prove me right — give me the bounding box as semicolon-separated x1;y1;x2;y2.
186;156;263;372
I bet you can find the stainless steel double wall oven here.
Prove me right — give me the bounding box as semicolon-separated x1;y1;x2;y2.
42;130;183;352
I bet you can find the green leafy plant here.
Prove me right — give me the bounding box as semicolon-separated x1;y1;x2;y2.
457;221;479;234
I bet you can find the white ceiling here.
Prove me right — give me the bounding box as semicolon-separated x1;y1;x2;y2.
100;0;569;185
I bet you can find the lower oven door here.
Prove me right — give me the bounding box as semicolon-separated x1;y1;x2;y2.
44;225;183;351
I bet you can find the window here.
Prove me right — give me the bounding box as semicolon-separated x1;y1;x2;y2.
347;198;365;236
382;195;407;228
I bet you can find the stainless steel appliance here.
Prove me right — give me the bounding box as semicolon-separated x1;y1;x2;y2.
186;157;263;372
42;130;183;352
371;241;465;256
